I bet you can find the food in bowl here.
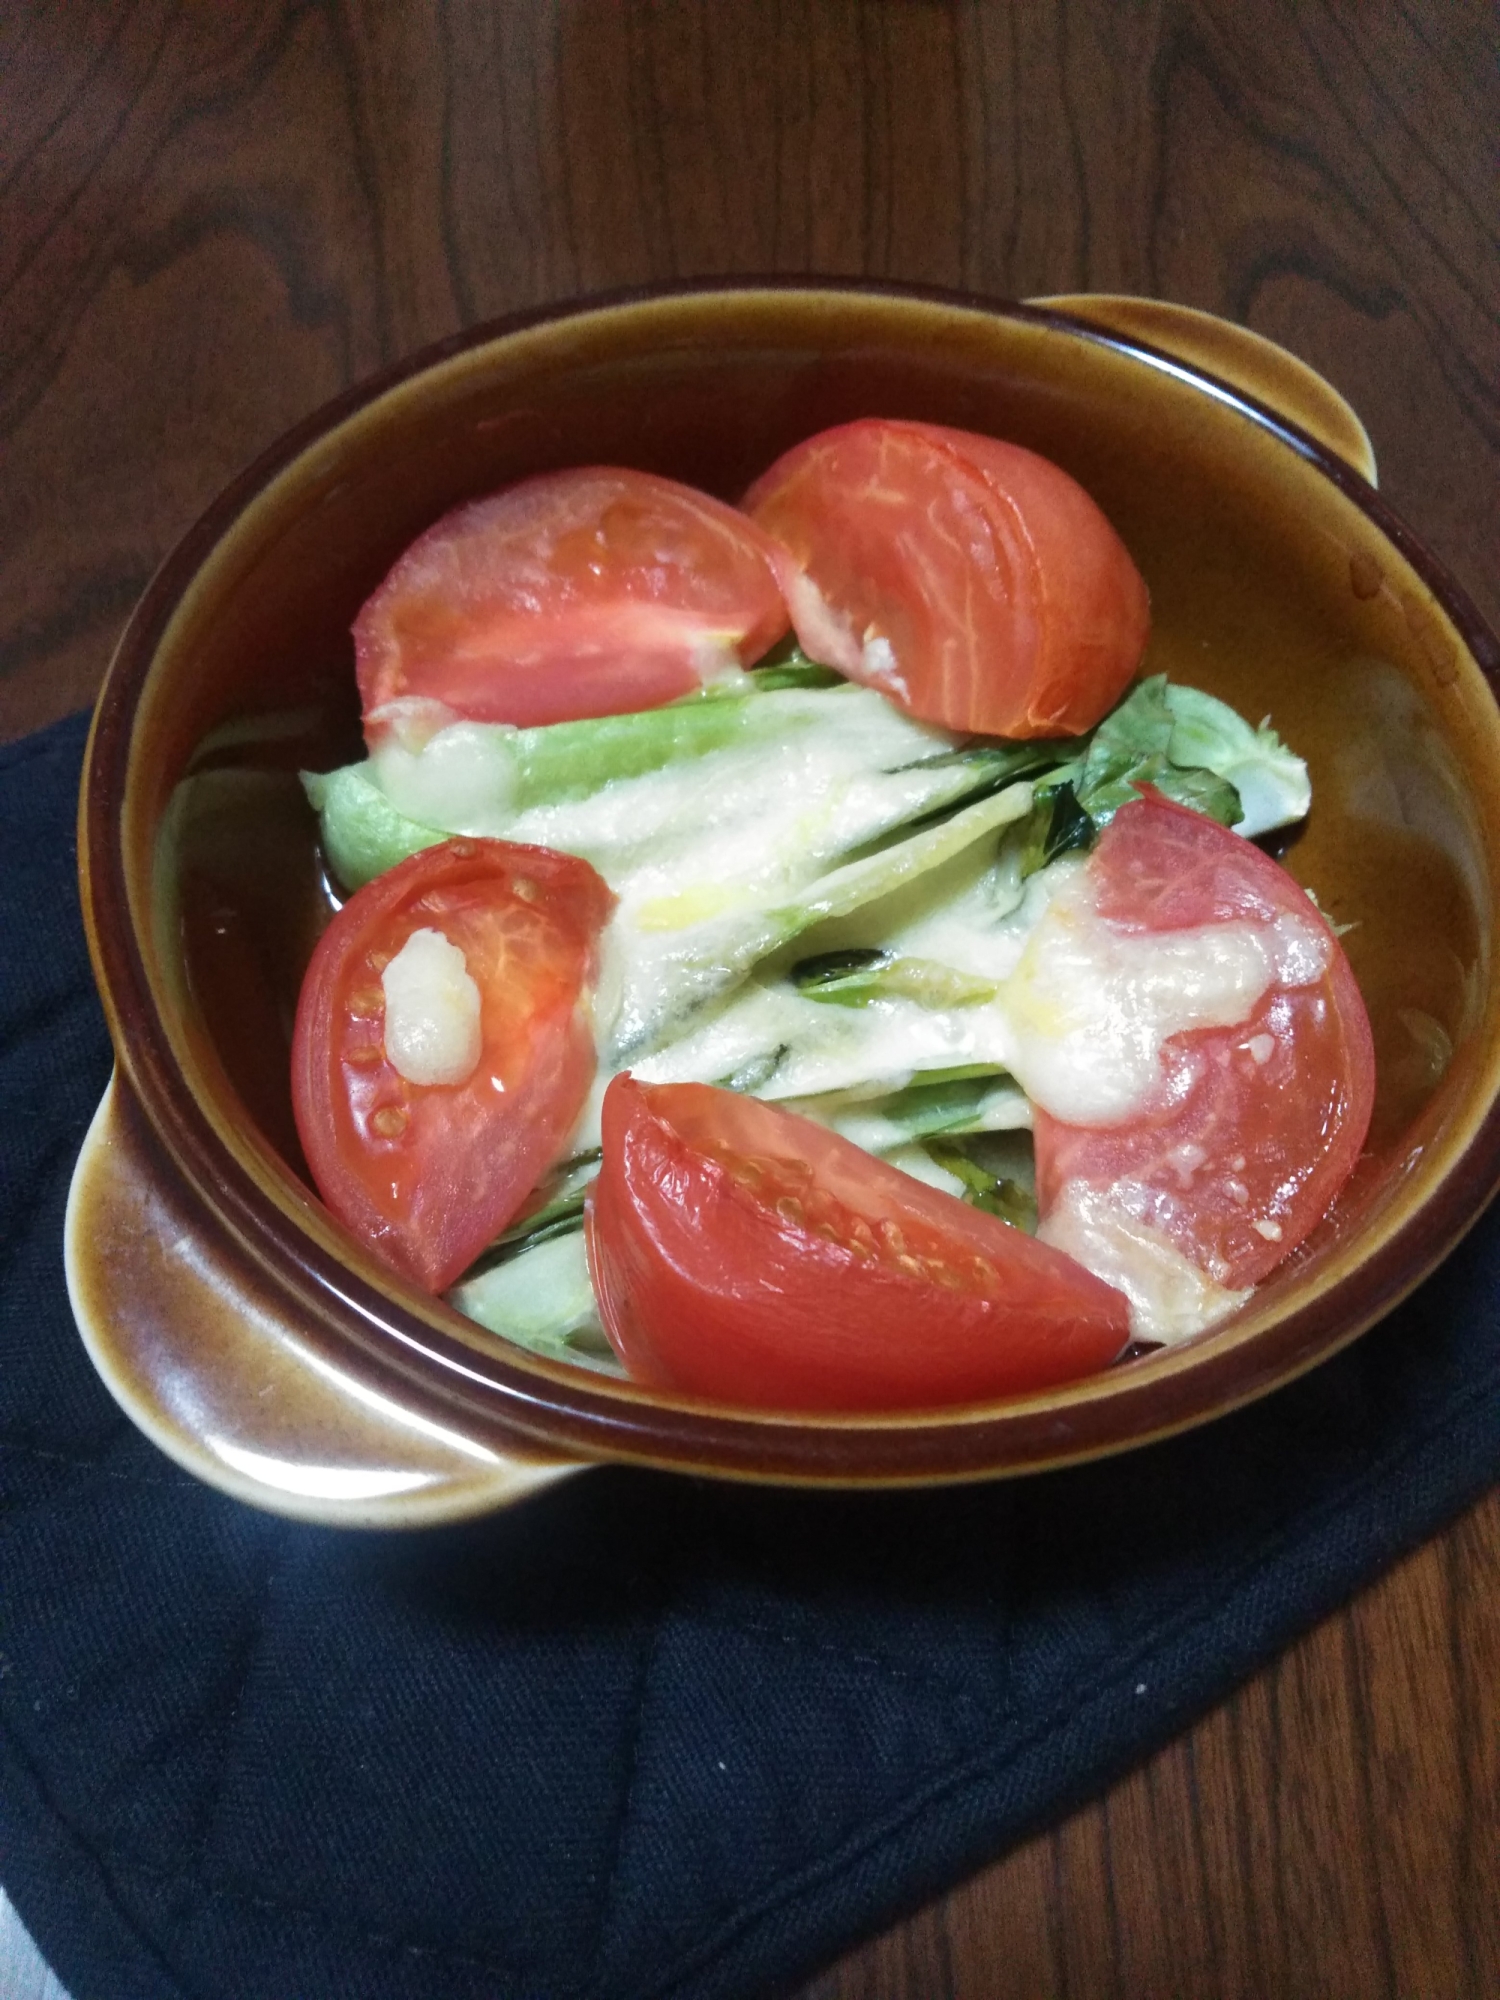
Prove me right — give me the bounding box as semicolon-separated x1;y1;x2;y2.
70;285;1500;1519
290;422;1374;1410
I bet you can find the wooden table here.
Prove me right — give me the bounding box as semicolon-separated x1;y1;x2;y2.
3;5;1497;1994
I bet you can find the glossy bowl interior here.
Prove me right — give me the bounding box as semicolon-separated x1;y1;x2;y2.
74;284;1500;1512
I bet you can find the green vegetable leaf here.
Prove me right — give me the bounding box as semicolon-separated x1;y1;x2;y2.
1071;675;1242;828
923;1137;1038;1232
779;1070;1028;1152
1009;679;1249;878
1162;681;1311;836
449;1229;623;1373
716;1044;791;1093
1012;780;1095;880
301;763;446;890
761;781;1036;944
874;1072;1023;1138
790;948;998;1009
746;638;847;690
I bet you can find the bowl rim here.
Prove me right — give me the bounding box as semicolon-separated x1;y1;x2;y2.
78;276;1500;1482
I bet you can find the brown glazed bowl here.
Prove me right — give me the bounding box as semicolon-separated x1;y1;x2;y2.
65;284;1500;1526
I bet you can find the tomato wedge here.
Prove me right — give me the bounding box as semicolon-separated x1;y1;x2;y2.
1031;793;1376;1304
586;1076;1130;1411
354;467;790;737
743;418;1150;738
292;838;614;1292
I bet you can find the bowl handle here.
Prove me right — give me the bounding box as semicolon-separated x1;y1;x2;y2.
65;1074;587;1525
1033;294;1377;485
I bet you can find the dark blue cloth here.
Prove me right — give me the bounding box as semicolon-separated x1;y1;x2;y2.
2;710;1498;2000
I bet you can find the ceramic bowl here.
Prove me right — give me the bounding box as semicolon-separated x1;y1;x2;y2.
65;284;1500;1526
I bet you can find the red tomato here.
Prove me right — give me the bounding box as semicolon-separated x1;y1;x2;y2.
292;838;614;1292
1033;793;1376;1292
743;418;1150;739
586;1076;1130;1411
354;467;790;735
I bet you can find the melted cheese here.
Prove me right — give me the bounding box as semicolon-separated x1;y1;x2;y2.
1038;1182;1251;1344
373;721;518;836
999;867;1330;1127
382;927;483;1087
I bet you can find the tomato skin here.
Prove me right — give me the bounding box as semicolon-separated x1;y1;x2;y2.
743;419;1150;739
354;467;790;735
586;1077;1131;1411
1033;793;1376;1291
292;838;614;1292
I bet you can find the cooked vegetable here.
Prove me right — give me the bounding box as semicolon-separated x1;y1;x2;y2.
291;838;614;1291
450;1232;620;1374
1030;791;1375;1333
355;466;789;735
922;1135;1038;1233
290;435;1363;1405
1158;682;1312;835
1035;673;1308;841
744;419;1150;738
584;1077;1131;1409
790;949;999;1009
310;675;1047;887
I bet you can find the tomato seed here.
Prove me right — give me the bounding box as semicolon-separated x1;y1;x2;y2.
370;1106;408;1138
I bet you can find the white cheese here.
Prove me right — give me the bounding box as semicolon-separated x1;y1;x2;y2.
510;692;962;1057
629;974;1018;1104
1038;1182;1251;1344
373;721;518;836
999;868;1329;1127
859;631;910;702
381;927;483;1087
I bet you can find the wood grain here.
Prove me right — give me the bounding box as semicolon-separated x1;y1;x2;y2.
3;4;1497;1995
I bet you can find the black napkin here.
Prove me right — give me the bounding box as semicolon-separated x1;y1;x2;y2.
3;710;1498;2000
